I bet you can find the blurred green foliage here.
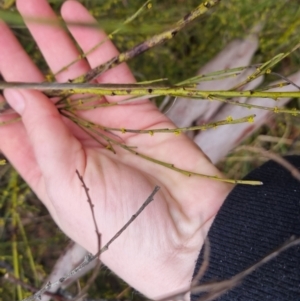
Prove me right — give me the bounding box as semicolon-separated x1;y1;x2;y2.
3;0;300;80
1;0;300;300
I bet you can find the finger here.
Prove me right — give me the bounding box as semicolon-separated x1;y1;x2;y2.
4;88;85;183
61;0;136;102
0;21;84;187
16;0;90;82
0;93;39;179
61;1;170;136
0;21;43;186
0;24;43;82
0;92;59;218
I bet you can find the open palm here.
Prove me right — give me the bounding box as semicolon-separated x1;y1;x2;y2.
0;0;231;298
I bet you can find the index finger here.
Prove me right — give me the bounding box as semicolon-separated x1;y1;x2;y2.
17;0;90;82
61;0;136;102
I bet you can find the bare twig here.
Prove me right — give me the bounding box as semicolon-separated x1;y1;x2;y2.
3;273;67;301
76;170;101;251
191;238;210;287
270;72;300;90
95;185;160;255
195;236;300;301
22;186;160;301
116;286;131;299
75;171;102;299
235;146;300;182
158;236;300;301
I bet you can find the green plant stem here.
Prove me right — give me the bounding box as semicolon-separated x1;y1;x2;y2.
66;113;256;135
2;82;300;100
54;0;152;77
65;112;263;185
10;172;23;300
72;0;222;83
15;214;39;287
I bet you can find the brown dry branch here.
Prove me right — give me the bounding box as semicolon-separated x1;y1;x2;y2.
194;236;300;301
191;238;210;287
76;170;101;251
3;273;68;301
74;170;102;300
40;242;93;301
22;186;160;301
95;185;160;255
234;146;300;182
158;236;300;301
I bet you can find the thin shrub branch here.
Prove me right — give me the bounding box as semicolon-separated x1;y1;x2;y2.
22;186;160;301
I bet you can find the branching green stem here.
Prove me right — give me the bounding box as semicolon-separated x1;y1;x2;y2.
64;112;263;185
72;0;222;83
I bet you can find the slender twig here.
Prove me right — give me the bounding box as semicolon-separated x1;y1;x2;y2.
270;71;300;90
67;114;262;185
10;173;23;300
191;238;210;287
95;185;160;255
231;43;300;90
76;170;101;251
22;186;160;301
3;273;37;294
158;236;300;301
72;0;222;83
176;64;261;86
65;110;256;135
3;273;67;301
73;260;102;301
195;236;300;301
74;171;103;300
90;115;256;135
116;286;131;299
0;10;147;31
234;146;300;182
54;0;152;77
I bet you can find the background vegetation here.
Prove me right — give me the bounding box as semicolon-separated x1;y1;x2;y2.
1;0;300;300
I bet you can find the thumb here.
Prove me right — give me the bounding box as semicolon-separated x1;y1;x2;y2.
4;89;84;180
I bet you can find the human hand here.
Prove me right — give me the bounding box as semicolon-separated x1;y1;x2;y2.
0;0;232;298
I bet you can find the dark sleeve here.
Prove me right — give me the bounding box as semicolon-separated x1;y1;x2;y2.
191;155;300;301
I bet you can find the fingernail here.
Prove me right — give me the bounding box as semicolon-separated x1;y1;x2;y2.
4;90;25;115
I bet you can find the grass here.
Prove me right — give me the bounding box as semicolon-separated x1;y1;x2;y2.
0;0;300;300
